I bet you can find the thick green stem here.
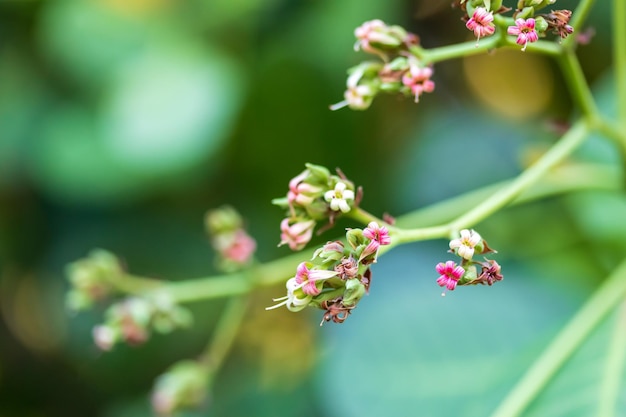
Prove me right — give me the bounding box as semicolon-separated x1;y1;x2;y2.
558;52;600;120
417;36;499;64
396;119;589;243
449;120;588;231
490;257;626;417
596;301;626;417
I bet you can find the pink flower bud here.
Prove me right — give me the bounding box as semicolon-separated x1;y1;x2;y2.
279;218;315;251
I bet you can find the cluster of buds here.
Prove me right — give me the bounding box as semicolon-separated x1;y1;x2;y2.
273;163;359;251
151;359;209;416
435;229;503;295
205;206;256;272
331;20;435;110
267;221;391;324
92;292;193;351
65;249;122;311
461;0;574;50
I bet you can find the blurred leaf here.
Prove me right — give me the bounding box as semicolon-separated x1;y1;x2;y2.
524;307;626;417
0;48;47;189
100;42;243;175
38;0;152;88
29;42;243;204
389;109;530;210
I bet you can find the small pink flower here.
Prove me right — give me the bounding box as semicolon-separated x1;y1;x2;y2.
294;262;338;296
402;65;435;103
360;222;392;262
466;7;495;46
363;221;392;245
279;218;315;251
507;18;539;51
449;229;482;260
222;229;256;264
436;261;465;292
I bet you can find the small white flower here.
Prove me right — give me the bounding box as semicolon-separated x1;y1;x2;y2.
449;229;482;260
324;182;355;213
265;278;311;312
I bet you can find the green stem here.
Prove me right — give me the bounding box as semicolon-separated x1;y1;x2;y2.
558;51;600;120
348;207;396;232
114;273;163;294
417;36;500;64
614;0;626;128
199;295;249;372
596;301;626;417
448;120;588;231
490;257;626;417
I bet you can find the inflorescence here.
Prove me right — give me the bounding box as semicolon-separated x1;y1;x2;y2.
332;0;574;111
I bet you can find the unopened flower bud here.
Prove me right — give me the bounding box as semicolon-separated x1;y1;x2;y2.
534;16;548;34
204;206;242;235
346;228;366;251
93;324;118;351
312;241;345;263
279;218;316;251
151;360;209;416
354;20;410;59
343;278;366;307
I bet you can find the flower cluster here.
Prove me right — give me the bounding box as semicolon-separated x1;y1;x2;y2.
460;0;574;50
65;249;122;311
331;20;434;110
435;229;503;295
92;293;193;351
205;206;256;272
273;163;358;251
267;221;391;324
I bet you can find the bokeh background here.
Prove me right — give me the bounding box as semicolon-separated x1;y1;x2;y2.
1;0;623;416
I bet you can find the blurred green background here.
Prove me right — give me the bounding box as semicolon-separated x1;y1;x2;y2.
1;0;623;416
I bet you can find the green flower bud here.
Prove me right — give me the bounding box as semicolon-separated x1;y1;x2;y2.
343;278;366;307
346;228;366;251
152;360;209;416
304;163;331;185
534;16;548;34
517;6;535;19
205;205;243;235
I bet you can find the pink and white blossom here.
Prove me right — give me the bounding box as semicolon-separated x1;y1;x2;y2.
436;261;465;292
507;18;539;51
402;65;435;103
449;229;482;260
294;262;339;296
361;221;392;262
466;7;496;46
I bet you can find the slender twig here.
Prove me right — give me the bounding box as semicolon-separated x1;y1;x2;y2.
199;296;249;372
